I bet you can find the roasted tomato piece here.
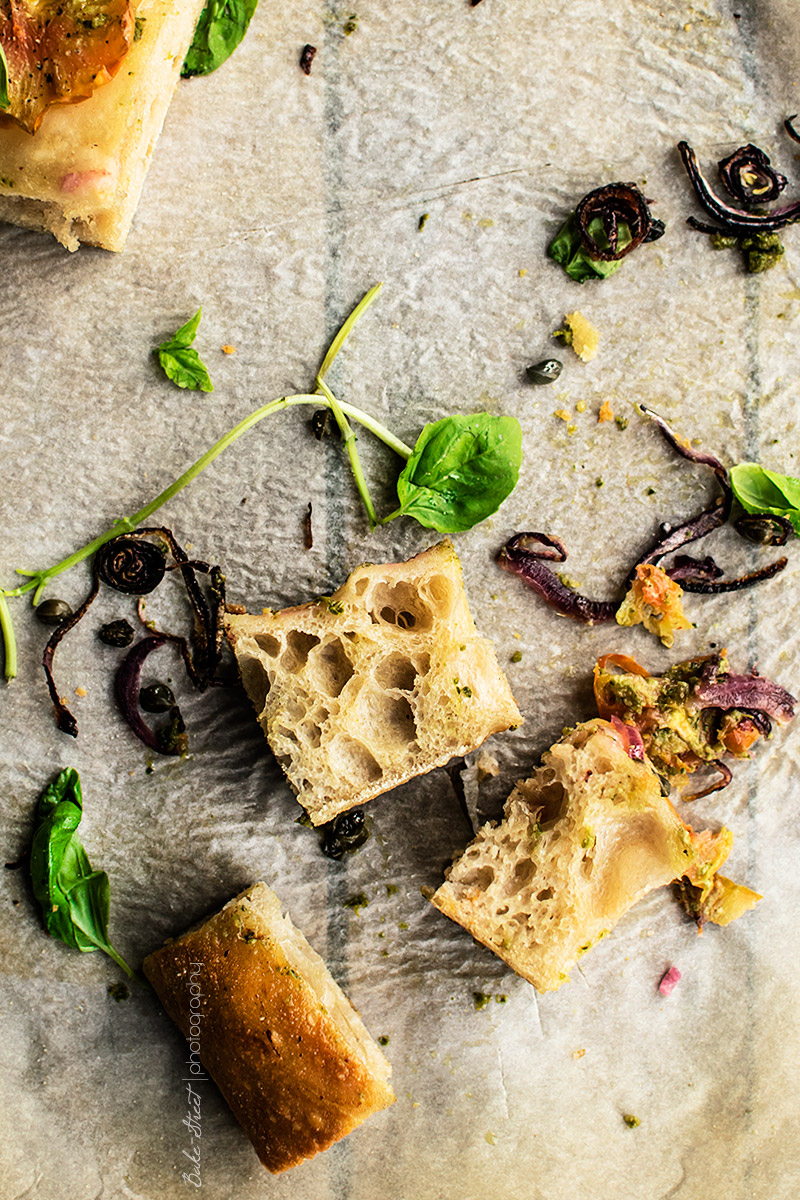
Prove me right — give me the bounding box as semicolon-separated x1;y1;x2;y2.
0;0;134;134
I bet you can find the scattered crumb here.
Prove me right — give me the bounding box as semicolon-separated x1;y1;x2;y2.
485;1130;497;1146
554;409;571;422
510;650;523;663
623;1114;641;1128
221;344;236;355
615;415;629;431
659;965;682;996
598;399;614;423
557;311;600;362
576;400;587;413
476;750;499;778
74;686;87;697
572;1048;586;1060
299;43;316;74
418;212;429;231
518;267;528;277
477;217;495;229
378;1035;390;1046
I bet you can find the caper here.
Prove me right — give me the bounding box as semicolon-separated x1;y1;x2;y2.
98;619;135;647
526;358;563;385
320;809;369;859
35;598;73;626
139;683;176;712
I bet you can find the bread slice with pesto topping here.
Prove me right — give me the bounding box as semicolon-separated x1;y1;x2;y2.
143;882;395;1174
224;539;522;826
431;718;759;992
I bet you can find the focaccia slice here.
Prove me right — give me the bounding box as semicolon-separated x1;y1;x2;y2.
143;882;395;1174
0;0;207;251
225;540;522;825
431;719;758;992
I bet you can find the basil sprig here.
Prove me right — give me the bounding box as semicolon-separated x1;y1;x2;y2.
386;413;522;532
548;213;632;283
731;463;800;534
157;308;213;392
30;768;139;981
182;0;259;78
0;42;10;110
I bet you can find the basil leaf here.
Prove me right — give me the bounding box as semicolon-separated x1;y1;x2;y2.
731;462;800;535
29;768;139;981
182;0;259;78
388;413;522;533
157;308;213;392
548;213;630;283
0;43;9;111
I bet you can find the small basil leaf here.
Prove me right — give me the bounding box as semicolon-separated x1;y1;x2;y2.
29;768;139;980
731;462;800;535
182;0;259;78
157;308;213;392
0;42;10;110
548;214;629;283
390;412;522;533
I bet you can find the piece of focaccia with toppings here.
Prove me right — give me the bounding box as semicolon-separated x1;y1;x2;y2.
225;540;522;826
0;0;207;251
431;718;760;993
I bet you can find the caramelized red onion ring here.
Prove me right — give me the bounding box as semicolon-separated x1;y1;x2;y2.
718;144;787;206
684;760;733;802
114;635;186;755
575;183;664;262
497;533;617;625
678;140;800;234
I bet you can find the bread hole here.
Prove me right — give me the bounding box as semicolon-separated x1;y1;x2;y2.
237;655;271;715
536;782;567;822
422;573;456;616
582;856;594;879
312;638;355;698
460;865;495;890
367;692;418;750
274;725;300;745
495;904;509;916
254;632;281;658
506;858;536;894
354;578;369;596
374;652;418;692
536;888;554;902
369;581;433;632
281;630;320;672
328;735;382;786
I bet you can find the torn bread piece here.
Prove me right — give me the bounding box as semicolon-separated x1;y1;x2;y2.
143;882;395;1174
431;719;759;993
0;0;207;251
225;540;522;826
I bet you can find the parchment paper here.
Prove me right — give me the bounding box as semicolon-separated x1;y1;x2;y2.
2;2;799;1198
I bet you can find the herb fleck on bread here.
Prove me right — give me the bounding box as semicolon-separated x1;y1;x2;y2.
225;540;521;825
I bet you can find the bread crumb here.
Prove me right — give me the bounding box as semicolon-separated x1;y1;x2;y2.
576;400;586;413
74;686;87;697
572;1048;586;1060
485;1131;497;1146
566;312;599;361
476;751;499;780
221;344;236;355
554;409;571;421
518;268;528;277
598;399;614;423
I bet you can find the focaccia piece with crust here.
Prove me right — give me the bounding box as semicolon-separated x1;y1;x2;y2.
143;882;395;1175
225;540;522;826
431;719;758;993
0;0;207;251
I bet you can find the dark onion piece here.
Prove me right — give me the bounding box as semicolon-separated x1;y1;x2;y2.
693;664;795;724
497;533;617;624
575;183;658;262
664;555;724;584
115;636;184;755
785;115;800;145
677;557;788;594
42;576;100;737
684;759;733;802
95;536;166;595
738;710;773;737
734;513;794;545
637;405;731;494
678;140;800;234
299;43;316;74
35;598;73;626
718;144;787;206
98;618;135;647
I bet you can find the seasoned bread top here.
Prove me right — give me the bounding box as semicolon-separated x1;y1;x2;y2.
432;719;737;992
225;540;522;825
143;883;395;1174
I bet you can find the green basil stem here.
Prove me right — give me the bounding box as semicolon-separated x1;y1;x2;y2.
0;591;17;681
0;286;412;679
